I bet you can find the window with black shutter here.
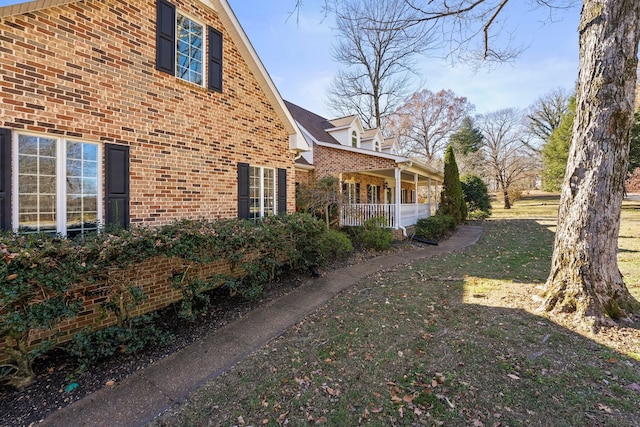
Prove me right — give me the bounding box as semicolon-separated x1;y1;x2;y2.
156;0;223;91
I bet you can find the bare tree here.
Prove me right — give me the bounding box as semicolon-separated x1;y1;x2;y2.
386;89;474;163
526;87;573;150
327;0;435;128
477;108;536;208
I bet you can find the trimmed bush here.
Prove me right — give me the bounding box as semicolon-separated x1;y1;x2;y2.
1;213;353;386
347;216;394;251
415;214;456;241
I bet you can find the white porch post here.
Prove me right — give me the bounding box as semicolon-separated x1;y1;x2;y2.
394;167;401;229
414;172;419;221
428;177;432;214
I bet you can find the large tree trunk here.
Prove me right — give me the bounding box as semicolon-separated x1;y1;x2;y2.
542;0;640;330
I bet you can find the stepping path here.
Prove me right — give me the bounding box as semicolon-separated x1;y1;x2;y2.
40;225;483;427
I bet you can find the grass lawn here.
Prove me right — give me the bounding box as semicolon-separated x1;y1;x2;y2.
150;193;640;427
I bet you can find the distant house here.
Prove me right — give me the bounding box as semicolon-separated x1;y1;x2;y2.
0;0;308;236
286;101;443;235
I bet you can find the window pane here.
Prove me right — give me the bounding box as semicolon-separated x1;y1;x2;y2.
19;175;38;194
19;195;38;213
39;176;56;195
39;157;56;176
18;155;37;174
67;159;82;177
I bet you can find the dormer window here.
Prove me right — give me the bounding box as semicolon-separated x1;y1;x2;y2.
351;130;358;148
374;141;380;152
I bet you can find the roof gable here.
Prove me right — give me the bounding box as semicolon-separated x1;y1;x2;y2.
0;0;308;153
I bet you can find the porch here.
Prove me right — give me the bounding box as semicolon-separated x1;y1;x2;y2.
338;160;442;230
340;202;435;229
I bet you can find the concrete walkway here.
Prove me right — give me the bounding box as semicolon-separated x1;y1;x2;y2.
39;225;483;427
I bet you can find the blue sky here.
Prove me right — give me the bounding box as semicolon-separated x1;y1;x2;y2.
0;0;581;116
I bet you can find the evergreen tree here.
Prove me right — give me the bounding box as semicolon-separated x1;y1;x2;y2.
438;146;467;223
461;174;491;215
450;116;483;155
541;96;576;191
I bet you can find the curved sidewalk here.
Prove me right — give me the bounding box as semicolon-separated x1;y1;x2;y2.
40;225;483;427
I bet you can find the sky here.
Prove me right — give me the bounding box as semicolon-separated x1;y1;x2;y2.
225;0;581;117
0;0;582;117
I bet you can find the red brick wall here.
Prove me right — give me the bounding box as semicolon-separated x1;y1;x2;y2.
313;145;397;179
1;255;237;363
0;0;296;224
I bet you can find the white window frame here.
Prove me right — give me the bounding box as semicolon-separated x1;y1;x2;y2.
345;181;357;204
12;132;103;236
351;130;358;148
368;184;379;204
175;11;206;87
249;166;276;219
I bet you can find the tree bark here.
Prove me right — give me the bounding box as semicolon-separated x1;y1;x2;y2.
542;0;640;330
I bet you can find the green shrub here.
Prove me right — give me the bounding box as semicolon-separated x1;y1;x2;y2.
415;214;456;240
1;213;355;383
1;234;84;388
348;216;393;251
461;175;491;220
68;315;171;371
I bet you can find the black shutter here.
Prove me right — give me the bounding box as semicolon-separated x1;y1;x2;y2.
208;27;223;92
277;168;287;215
156;0;176;75
105;144;130;229
355;183;361;204
238;162;250;219
0;128;11;231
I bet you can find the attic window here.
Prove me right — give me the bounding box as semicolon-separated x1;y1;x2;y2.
156;0;223;92
176;14;204;86
375;141;380;152
351;131;358;148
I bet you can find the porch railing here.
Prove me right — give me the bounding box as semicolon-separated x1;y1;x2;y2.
340;203;432;228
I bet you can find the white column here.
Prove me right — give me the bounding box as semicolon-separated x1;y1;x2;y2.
394;168;401;229
427;177;432;216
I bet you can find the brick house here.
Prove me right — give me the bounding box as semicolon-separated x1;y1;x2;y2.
286;101;443;235
0;0;308;236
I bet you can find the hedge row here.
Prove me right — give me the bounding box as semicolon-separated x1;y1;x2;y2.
1;213;352;388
